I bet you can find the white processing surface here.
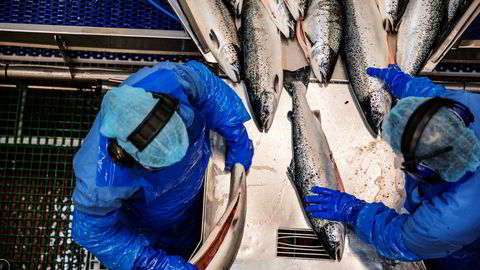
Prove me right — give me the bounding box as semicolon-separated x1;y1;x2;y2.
202;79;424;269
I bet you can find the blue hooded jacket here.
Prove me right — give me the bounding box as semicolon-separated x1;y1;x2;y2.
354;71;480;268
71;61;253;270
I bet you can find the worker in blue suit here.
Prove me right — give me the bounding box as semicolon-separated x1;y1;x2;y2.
305;65;480;269
71;61;254;270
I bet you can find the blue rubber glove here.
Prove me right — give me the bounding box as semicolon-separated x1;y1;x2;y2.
304;186;366;227
366;64;413;98
223;125;254;171
367;64;449;100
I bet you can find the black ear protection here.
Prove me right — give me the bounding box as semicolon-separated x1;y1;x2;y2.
400;97;474;184
107;93;179;167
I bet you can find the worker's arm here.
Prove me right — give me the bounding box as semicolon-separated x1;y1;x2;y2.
72;209;195;270
357;171;480;260
367;65;448;99
401;171;480;258
306;172;480;261
354;203;424;261
305;186;421;261
122;61;254;171
181;61;253;171
71;116;196;270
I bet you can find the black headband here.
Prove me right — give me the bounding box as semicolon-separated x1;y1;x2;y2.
401;98;457;167
127;93;179;151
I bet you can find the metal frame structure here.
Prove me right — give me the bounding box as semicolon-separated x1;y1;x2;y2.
420;0;480;73
166;0;219;63
0;23;200;56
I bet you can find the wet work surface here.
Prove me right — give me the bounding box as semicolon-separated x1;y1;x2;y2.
206;80;422;270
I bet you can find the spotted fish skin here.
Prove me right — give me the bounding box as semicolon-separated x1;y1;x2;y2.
397;0;446;75
284;0;309;20
222;0;243;18
343;0;392;137
284;66;346;261
376;0;409;32
187;0;241;82
300;0;343;83
447;0;467;26
242;0;283;133
260;0;296;38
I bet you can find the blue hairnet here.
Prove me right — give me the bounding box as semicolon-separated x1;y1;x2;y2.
100;85;189;168
382;97;480;182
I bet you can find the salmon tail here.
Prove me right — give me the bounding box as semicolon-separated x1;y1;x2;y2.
283;66;311;96
386;32;397;65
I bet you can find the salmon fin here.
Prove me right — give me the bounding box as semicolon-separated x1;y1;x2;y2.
312;110;321;120
287;111;293;121
286;159;295;182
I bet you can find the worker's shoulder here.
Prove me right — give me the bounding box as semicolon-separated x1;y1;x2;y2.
441;170;480;211
442;89;480;113
442;90;480;136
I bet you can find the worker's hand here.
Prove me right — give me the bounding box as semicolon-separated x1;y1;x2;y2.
366;64;401;79
304;186;366;225
225;133;254;172
366;64;412;98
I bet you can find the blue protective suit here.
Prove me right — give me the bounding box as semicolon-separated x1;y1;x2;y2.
355;70;480;268
71;61;253;270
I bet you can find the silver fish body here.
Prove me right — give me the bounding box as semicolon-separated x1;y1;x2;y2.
285;66;346;261
397;0;446;75
189;164;247;269
260;0;296;38
376;0;409;32
298;0;343;83
242;0;283;132
222;0;244;18
186;0;241;82
343;0;391;137
284;0;309;20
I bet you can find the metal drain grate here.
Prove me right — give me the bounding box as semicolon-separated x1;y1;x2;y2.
0;84;102;269
276;228;332;260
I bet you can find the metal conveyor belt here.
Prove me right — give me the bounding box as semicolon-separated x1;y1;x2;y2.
0;0;182;30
